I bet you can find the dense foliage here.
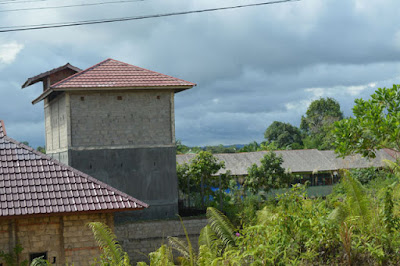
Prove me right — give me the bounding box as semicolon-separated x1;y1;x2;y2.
177;151;226;210
335;84;400;158
301;97;344;150
90;166;400;265
264;121;303;150
245;151;292;195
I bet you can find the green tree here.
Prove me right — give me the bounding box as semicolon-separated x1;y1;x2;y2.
238;141;261;152
205;144;236;154
177;151;225;209
36;146;46;154
244;151;292;195
21;141;29;146
334;85;400;158
301;97;343;150
264;121;303;149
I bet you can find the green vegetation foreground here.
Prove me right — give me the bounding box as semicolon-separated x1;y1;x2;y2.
89;165;400;265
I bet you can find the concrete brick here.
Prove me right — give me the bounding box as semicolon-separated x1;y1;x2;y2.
69;90;174;148
45;94;68;154
0;213;114;266
115;217;207;264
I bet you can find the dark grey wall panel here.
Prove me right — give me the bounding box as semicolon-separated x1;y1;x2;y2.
67;146;178;220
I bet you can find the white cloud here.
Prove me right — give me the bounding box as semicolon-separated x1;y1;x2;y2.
347;85;367;96
285;99;312;112
0;42;24;65
305;88;325;98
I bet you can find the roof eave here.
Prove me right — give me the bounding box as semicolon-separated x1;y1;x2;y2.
22;63;82;89
51;85;195;91
0;207;147;220
0;120;6;136
3;134;150;210
32;88;54;105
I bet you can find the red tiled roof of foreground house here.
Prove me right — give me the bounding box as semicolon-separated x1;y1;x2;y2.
0;120;148;217
0;121;5;138
52;58;196;89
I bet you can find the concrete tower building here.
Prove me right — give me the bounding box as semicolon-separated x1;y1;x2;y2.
23;58;196;220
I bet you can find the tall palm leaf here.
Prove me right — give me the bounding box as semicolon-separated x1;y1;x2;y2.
167;216;196;266
206;207;236;248
198;225;219;249
342;171;371;227
88;222;130;265
329;171;372;230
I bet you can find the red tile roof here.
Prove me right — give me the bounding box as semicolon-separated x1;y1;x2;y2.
52;58;196;89
0;120;148;218
21;63;82;88
32;58;196;104
0;120;5;138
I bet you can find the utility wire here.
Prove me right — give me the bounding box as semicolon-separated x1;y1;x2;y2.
0;0;52;5
0;0;299;32
0;0;143;12
0;0;108;5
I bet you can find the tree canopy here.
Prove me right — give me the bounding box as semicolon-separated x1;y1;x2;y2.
301;97;343;150
334;84;400;158
264;121;303;149
244;151;292;195
177;151;225;209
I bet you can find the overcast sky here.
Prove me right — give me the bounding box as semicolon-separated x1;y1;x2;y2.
1;0;399;148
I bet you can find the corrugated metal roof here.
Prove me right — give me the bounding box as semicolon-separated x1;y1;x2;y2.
320;150;395;170
0;120;148;218
176;149;396;176
52;58;196;89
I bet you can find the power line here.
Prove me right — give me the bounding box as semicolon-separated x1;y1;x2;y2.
0;0;52;5
0;0;299;32
0;0;143;12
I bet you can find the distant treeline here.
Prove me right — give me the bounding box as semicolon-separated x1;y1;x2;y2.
177;97;344;154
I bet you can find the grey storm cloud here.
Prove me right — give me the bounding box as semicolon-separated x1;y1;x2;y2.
0;0;400;147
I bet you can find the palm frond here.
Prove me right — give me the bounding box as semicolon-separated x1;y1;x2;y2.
343;171;371;226
179;216;195;266
206;207;236;248
148;244;174;266
197;245;215;266
328;202;349;225
198;225;219;249
88;222;129;265
257;206;278;226
30;256;50;266
168;236;191;259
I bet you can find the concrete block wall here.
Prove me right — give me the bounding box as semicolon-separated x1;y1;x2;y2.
69;90;174;148
70;147;179;220
0;221;10;255
115;217;208;263
63;213;113;265
44;94;68;154
0;213;113;266
17;216;62;264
